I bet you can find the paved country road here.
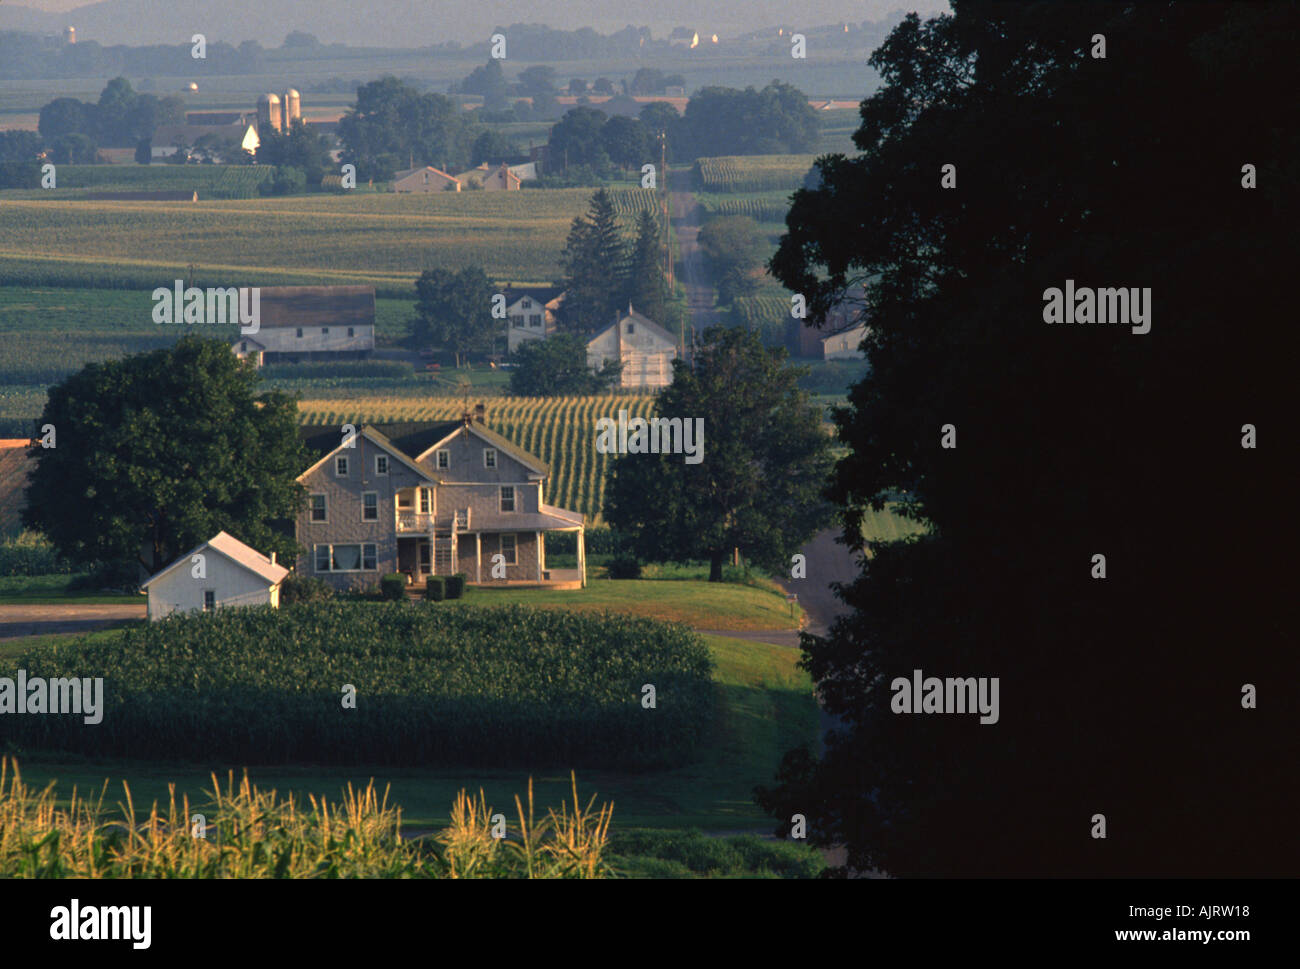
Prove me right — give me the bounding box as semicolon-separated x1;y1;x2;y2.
0;603;145;640
669;188;719;337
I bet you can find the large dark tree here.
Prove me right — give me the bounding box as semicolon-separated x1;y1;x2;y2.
508;333;621;396
760;1;1296;876
605;326;834;581
547;106;610;171
558;188;627;334
338;76;473;181
23;337;307;577
409;267;495;367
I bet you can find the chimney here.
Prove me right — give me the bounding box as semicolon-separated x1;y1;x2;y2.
474;402;486;423
461;411;472;425
270;552;276;565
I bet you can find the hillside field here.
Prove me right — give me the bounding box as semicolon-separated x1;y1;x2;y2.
0;187;657;293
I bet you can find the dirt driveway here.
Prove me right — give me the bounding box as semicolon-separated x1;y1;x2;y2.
0;603;146;640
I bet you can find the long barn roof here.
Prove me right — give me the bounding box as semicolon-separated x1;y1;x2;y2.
254;286;376;329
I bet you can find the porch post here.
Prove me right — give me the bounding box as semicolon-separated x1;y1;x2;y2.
578;527;586;588
536;531;542;582
475;532;482;584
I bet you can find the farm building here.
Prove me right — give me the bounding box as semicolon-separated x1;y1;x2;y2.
669;27;699;48
458;163;524;190
821;322;868;360
586;305;678;389
296;416;586;591
392;166;461;193
150;122;259;162
141;531;288;621
505;288;564;353
229;285;375;366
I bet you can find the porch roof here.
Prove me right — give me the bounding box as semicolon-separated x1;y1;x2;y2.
466;509;585;533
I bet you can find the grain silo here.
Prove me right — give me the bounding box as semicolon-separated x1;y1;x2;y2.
257;93;282;133
284;89;301;130
64;26;76;45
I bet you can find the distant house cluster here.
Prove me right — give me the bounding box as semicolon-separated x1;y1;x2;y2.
391;162;534;193
786;288;870;360
504;292;678;389
231;285;376;367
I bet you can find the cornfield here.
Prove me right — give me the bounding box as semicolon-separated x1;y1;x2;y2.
698;194;792;223
1;603;716;768
2;164;273;199
693;155;819;193
0;187;653;288
298;394;657;522
0;758;614;878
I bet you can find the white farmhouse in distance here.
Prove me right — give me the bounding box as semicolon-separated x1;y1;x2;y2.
141;531;288;620
392;166;461;192
505;288;564;353
586;305;678;389
231;285;376;366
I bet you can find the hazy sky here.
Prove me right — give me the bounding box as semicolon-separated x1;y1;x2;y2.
7;0;950;45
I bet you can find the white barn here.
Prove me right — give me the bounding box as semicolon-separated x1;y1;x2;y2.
141;531;289;620
586;306;678;388
505;289;564;353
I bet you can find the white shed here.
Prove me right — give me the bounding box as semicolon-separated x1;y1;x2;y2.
141;531;289;620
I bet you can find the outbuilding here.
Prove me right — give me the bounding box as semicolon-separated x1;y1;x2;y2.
141;531;288;620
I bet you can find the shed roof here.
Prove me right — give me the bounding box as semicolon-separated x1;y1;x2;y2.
141;530;289;589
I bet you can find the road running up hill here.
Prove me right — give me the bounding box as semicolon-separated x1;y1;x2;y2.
669;188;720;339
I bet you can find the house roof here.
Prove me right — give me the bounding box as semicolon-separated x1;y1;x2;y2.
250;286;375;330
588;306;677;348
504;285;565;309
297;424;446;484
819;321;868;344
392;165;460;183
141;530;289;589
414;421;550;477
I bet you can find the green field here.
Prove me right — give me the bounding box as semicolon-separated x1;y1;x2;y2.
1;164;273;199
6;631;816;832
0;188;658;291
693;155;818;193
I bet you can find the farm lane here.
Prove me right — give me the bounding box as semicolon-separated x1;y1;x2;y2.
0;602;146;640
669;188;719;338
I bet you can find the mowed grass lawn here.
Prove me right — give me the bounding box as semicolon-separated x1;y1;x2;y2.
0;188;656;287
461;579;800;631
7;633;817;832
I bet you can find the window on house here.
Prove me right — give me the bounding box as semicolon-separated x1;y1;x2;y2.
522;299;532;308
419;489;432;514
627;323;635;334
309;494;327;522
500;533;517;565
398;491;413;509
314;543;378;572
348;327;355;337
529;314;541;327
484;449;497;469
322;327;329;335
296;328;303;338
362;492;378;521
335;456;348;476
203;590;216;611
375;455;389;475
500;486;515;513
436;449;450;470
241;342;247;352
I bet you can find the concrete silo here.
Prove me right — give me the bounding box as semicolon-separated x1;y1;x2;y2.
284;88;301;130
257;93;282;133
64;26;76;45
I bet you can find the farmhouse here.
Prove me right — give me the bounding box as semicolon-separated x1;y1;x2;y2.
229;285;375;366
586;305;678;389
505;287;564;353
392;166;461;193
141;531;288;620
296;414;586;591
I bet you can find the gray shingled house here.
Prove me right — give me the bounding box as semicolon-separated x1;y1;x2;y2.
295;414;586;590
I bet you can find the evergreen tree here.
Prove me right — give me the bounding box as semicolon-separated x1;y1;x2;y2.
626;208;667;323
558;188;627;334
